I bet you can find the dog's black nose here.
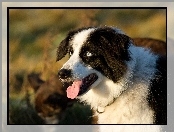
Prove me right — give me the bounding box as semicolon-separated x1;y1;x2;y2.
58;69;72;79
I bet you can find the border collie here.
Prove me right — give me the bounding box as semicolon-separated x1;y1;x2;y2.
56;26;166;131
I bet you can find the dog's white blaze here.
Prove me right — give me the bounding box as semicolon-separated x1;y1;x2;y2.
70;28;95;49
62;28;94;78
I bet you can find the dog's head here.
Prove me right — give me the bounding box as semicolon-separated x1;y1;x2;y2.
56;27;131;99
28;73;74;124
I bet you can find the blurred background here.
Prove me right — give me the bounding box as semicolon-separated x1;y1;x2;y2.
8;8;166;124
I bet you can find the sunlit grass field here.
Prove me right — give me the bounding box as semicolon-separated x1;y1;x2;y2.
8;8;166;124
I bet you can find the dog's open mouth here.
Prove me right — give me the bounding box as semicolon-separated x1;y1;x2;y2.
66;73;98;99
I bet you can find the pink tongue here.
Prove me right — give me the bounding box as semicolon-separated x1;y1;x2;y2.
66;80;82;99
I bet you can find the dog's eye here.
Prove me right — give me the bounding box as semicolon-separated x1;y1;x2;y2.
86;51;92;57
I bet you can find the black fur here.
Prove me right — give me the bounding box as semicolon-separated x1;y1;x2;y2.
148;55;167;124
80;27;131;83
56;29;77;61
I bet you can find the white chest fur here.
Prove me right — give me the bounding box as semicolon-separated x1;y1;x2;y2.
96;81;154;124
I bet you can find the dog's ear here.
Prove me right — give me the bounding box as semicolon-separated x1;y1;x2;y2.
103;33;131;82
28;73;44;92
56;38;69;61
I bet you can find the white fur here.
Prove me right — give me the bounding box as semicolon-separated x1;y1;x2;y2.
71;28;95;49
60;27;162;132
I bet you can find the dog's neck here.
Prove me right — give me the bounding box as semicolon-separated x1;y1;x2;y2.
96;68;135;114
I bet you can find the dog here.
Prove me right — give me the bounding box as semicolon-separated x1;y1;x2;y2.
56;26;166;131
133;38;166;55
28;73;74;124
